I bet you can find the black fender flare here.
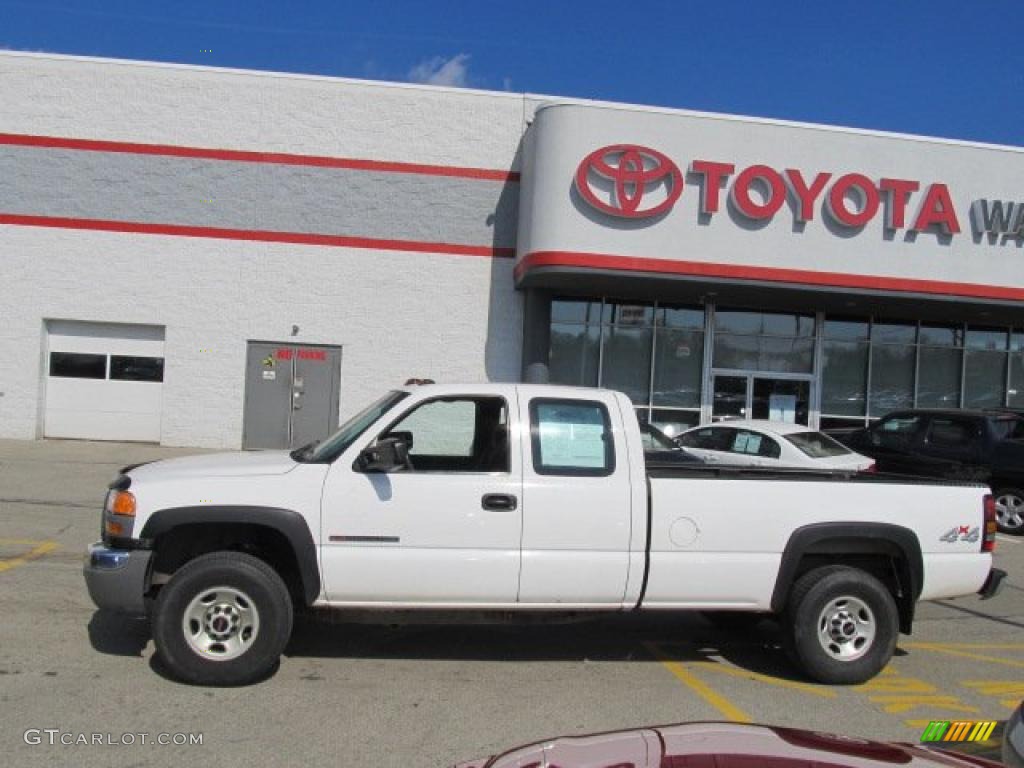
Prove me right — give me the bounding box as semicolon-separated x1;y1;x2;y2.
140;505;320;605
770;522;924;630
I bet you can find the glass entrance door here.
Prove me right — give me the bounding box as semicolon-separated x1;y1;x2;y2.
752;377;810;425
712;375;748;420
711;374;811;425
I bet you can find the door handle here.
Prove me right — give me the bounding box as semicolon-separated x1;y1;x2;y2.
481;493;517;511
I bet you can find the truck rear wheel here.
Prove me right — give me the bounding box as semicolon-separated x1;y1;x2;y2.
152;551;293;685
993;488;1024;534
784;565;897;685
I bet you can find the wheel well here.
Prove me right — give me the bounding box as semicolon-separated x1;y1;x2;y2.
789;551;915;634
151;523;305;605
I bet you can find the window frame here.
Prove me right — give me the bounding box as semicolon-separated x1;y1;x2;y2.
529;397;616;478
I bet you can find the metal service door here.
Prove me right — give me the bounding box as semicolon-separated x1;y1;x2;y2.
242;342;341;450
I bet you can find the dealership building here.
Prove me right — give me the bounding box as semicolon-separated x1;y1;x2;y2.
2;51;1023;449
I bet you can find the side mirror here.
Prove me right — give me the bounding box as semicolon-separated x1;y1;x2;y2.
355;437;410;473
384;430;414;451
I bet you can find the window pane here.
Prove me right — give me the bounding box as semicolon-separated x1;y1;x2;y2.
652;329;703;408
110;356;164;382
531;400;614;475
759;337;814;373
549;323;600;387
657;306;704;329
49;352;106;379
966;328;1008;351
714;310;813;337
920;324;962;347
713;335;815;373
714;310;762;335
869;344;915;416
762;313;814;337
824;318;869;341
391;400;476;457
601;326;652;405
917;347;961;408
964;350;1007;408
1010;351;1024;408
551;299;602;324
821;341;868;416
872;322;917;344
650;409;699;439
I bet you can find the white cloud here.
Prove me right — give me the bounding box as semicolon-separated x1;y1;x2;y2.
407;53;471;87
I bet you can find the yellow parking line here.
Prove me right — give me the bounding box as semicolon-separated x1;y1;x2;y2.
0;541;59;573
934;644;1024;650
643;642;752;723
693;659;837;698
904;643;1024;670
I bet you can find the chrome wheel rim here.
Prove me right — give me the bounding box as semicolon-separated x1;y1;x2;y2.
182;586;260;661
995;494;1024;531
817;596;875;662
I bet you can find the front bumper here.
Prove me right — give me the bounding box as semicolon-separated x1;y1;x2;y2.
978;567;1007;600
83;543;152;615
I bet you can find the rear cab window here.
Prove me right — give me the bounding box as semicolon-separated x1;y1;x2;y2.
786;431;851;458
530;399;615;476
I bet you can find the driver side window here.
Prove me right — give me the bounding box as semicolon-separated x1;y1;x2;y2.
382;397;509;473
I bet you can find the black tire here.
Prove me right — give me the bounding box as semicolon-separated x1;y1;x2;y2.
784;565;898;685
152;551;293;686
701;611;767;632
993;488;1024;535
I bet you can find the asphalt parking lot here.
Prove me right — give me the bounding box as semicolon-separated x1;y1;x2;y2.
1;438;1021;768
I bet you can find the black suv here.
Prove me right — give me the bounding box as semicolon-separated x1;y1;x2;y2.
834;409;1024;534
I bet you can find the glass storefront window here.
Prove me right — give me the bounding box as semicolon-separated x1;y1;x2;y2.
821;339;868;417
652;327;703;408
917;346;962;408
551;299;602;324
824;318;869;341
1010;332;1024;408
869;342;915;416
601;325;653;405
549;323;599;387
713;333;814;373
713;309;814;373
964;327;1008;408
872;321;917;344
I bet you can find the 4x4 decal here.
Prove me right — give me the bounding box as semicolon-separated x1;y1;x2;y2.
940;525;979;544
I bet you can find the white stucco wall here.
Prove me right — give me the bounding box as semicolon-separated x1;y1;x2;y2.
0;52;529;447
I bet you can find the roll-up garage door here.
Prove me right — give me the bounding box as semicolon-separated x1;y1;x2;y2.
43;320;166;442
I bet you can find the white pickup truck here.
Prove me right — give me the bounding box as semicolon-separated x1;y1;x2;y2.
83;383;1004;686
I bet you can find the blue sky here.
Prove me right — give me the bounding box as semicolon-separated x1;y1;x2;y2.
2;0;1021;146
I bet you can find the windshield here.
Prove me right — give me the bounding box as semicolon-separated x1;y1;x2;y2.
785;431;852;459
297;390;409;463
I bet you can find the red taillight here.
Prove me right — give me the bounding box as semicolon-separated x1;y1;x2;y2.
863;462;877;473
982;494;997;553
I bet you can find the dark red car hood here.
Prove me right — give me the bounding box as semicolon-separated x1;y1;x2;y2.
455;722;1003;768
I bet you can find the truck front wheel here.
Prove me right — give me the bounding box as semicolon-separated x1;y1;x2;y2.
152;551;293;685
784;566;897;685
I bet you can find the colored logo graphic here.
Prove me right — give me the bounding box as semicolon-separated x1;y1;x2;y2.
920;720;998;743
575;144;683;218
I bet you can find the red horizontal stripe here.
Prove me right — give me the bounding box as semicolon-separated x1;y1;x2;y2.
0;133;520;183
516;250;1024;302
0;213;514;259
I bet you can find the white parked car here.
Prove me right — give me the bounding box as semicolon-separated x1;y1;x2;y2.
677;420;875;471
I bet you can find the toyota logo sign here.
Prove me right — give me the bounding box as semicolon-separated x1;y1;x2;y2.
575;144;683;219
